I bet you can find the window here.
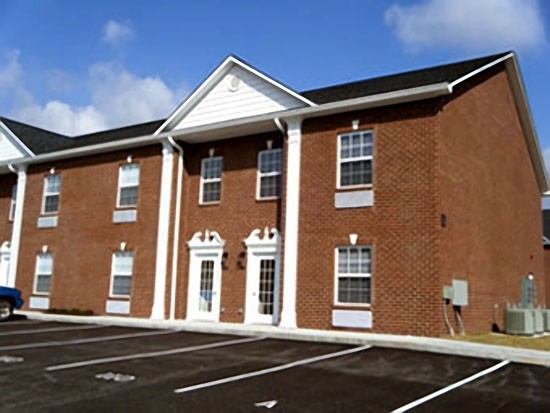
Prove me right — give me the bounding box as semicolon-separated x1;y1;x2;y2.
199;260;214;312
200;156;222;204
34;253;53;294
338;130;373;188
117;164;140;207
335;246;371;305
9;184;16;222
42;174;61;214
257;149;282;199
110;251;134;297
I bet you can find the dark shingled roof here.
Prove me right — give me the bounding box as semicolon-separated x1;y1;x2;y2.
301;52;510;104
0;117;165;155
1;52;510;156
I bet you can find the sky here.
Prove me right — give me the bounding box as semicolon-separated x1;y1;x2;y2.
0;1;549;191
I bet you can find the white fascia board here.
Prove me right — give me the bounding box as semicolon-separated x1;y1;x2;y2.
0;121;35;158
448;53;514;91
154;55;316;135
2;82;451;165
504;56;549;193
228;56;317;108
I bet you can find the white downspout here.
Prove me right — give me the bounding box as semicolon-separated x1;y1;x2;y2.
6;163;27;288
166;136;184;320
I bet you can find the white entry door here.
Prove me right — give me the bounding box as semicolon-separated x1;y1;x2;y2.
245;255;279;325
244;228;280;325
187;254;222;322
186;231;225;322
0;242;10;286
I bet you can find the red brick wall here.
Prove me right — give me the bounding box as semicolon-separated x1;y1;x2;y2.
174;132;283;322
15;145;163;316
297;101;441;336
439;66;545;333
0;173;16;244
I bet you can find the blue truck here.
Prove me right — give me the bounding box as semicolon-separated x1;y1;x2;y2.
0;286;24;322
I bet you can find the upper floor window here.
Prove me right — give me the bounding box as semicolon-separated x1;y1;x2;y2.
338;130;373;188
335;246;371;305
42;174;61;214
257;149;282;199
9;184;17;222
200;156;223;204
110;251;134;297
34;253;53;294
117;164;140;207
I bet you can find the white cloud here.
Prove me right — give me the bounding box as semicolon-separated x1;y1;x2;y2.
102;20;134;47
0;51;182;136
385;0;547;53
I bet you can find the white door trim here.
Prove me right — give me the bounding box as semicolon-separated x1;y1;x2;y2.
0;241;11;286
186;230;225;322
244;228;280;325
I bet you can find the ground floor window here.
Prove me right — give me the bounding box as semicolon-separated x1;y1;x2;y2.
258;259;275;315
199;260;214;312
335;246;371;305
34;253;53;294
111;251;134;297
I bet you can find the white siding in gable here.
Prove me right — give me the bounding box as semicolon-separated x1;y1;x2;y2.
0;131;26;162
176;66;307;129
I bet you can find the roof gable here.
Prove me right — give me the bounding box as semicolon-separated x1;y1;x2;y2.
157;56;315;133
0;120;34;161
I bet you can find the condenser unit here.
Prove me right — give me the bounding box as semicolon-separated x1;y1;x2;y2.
505;307;535;335
541;309;550;332
533;309;545;334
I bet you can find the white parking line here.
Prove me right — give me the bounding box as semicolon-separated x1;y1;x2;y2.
173;344;372;394
45;336;265;372
0;324;105;337
0;330;175;351
391;360;511;413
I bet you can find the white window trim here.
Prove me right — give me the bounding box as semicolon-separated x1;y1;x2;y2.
33;253;53;296
256;148;282;200
109;251;134;299
336;130;374;190
199;156;223;205
333;246;372;307
8;184;16;222
41;174;61;215
116;163;140;209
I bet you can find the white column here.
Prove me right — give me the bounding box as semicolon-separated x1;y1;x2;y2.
279;118;302;328
151;141;174;319
7;165;27;288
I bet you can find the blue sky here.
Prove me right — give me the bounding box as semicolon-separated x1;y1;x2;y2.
0;1;548;165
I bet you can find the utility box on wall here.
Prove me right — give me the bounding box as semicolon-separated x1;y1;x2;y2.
451;280;468;306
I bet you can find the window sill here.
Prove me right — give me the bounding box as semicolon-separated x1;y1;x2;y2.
336;184;373;192
333;303;371;309
256;196;280;202
199;201;221;206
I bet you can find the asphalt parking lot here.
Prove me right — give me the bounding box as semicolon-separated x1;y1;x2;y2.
1;317;549;412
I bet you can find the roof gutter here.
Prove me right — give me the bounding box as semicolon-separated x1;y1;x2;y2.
13;82;451;165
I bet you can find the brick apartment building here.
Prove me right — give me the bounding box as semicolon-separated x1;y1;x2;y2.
0;52;547;337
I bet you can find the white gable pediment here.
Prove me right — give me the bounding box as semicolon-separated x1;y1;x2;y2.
0;129;28;162
159;56;315;133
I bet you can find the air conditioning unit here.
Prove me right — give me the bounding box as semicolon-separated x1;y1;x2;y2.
533;309;545;334
541;309;550;332
505;307;535;335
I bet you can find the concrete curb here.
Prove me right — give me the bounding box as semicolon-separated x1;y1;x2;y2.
15;310;550;367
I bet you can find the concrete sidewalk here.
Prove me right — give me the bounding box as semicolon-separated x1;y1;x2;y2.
15;310;550;367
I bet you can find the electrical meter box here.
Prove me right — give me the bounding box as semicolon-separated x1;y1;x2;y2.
452;279;468;306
